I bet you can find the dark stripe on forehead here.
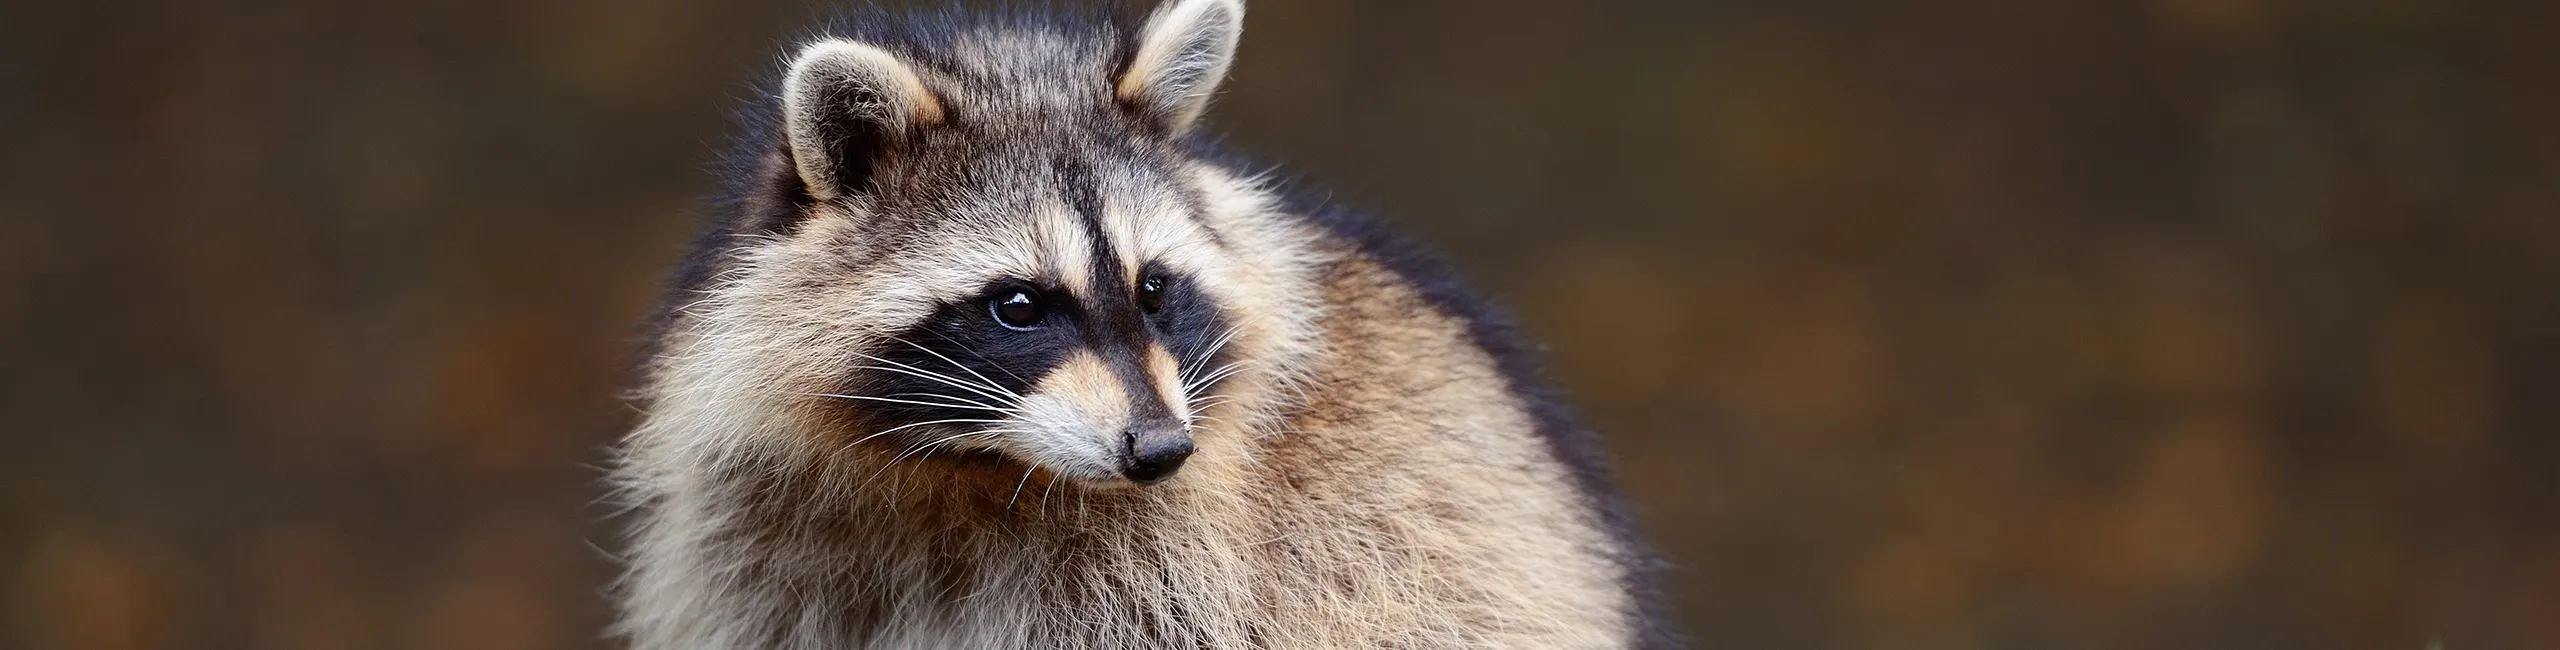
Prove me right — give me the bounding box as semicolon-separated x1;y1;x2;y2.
1052;155;1177;426
1051;154;1119;281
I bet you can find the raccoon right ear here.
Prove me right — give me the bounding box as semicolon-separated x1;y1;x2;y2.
1118;0;1244;135
780;39;945;202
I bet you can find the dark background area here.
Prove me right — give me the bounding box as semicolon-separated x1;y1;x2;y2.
4;0;2556;648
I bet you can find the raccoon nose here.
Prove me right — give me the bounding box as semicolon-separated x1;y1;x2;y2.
1120;423;1194;484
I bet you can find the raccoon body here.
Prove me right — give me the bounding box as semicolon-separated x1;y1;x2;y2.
613;1;1666;647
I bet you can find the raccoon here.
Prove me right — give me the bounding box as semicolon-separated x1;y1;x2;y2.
611;0;1669;647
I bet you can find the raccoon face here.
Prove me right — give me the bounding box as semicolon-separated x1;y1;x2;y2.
715;0;1256;486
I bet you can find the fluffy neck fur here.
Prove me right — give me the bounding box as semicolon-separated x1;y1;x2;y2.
615;434;1286;648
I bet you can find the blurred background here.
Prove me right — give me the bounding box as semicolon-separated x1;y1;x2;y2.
4;0;2556;648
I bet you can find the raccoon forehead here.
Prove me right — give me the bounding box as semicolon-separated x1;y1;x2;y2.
926;30;1125;119
875;203;1096;298
870;189;1219;301
1096;188;1225;278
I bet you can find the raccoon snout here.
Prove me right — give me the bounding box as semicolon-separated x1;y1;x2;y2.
1119;423;1194;484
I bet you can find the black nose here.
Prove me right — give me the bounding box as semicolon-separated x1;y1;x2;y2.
1120;425;1194;484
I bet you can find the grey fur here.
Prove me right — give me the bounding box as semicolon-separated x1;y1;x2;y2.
613;1;1668;647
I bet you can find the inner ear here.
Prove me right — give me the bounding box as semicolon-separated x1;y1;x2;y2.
780;40;945;203
1116;0;1244;135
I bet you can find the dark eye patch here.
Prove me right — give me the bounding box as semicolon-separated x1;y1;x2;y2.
827;289;1077;447
1140;268;1235;397
823;266;1234;451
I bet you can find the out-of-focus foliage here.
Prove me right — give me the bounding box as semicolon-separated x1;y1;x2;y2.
3;0;2554;648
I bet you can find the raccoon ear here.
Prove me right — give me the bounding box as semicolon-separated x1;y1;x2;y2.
780;39;945;202
1117;0;1243;135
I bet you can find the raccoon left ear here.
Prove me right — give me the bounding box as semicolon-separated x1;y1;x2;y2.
781;39;945;202
1117;0;1244;135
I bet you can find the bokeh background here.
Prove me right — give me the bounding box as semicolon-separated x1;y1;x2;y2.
5;0;2556;648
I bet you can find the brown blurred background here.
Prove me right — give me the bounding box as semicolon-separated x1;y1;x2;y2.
4;0;2557;648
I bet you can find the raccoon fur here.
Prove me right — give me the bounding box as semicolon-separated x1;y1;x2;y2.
611;1;1669;647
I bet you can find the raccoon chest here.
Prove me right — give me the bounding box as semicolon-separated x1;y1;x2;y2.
824;541;1265;649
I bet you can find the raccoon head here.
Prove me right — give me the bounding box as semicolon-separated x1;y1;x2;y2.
668;0;1309;489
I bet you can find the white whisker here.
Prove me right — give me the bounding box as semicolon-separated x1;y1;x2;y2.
884;392;1020;414
809;392;1020;415
1183;360;1254;396
858;429;1009;487
1178;324;1247;386
888;337;1022;400
1007;464;1039;509
845;417;1010;448
850;359;1017;406
916;328;1029;384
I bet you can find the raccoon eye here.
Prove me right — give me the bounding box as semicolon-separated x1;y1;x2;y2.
1137;276;1166;314
991;290;1044;330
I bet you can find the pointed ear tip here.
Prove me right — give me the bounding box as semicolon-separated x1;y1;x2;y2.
1134;0;1247;63
1154;0;1245;25
785;39;884;75
1202;0;1248;24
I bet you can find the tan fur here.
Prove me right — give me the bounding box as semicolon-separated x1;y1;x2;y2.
1013;351;1135;475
